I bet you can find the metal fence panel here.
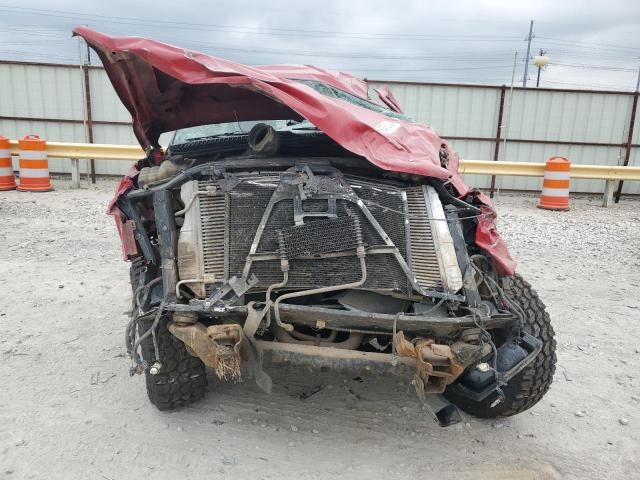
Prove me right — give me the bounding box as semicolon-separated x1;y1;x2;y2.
0;63;85;120
368;81;500;139
505;89;632;144
88;68;131;122
1;61;638;195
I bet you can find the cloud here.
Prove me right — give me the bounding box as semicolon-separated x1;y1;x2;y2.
0;0;638;89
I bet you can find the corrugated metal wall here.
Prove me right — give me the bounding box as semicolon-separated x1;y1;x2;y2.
87;68;140;175
1;61;638;194
0;62;86;173
502;89;633;193
369;81;639;194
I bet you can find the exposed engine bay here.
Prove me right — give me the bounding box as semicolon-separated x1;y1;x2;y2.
121;126;541;420
76;26;554;423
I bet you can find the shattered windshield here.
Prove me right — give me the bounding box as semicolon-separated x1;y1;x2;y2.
171;119;316;144
171;80;409;146
297;80;412;122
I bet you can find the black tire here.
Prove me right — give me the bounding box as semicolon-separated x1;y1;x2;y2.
139;315;207;411
445;274;556;418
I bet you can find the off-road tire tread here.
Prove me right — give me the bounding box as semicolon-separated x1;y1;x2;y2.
140;317;207;411
446;274;556;418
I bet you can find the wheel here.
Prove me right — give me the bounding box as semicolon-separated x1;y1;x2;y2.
139;315;207;411
445;274;556;418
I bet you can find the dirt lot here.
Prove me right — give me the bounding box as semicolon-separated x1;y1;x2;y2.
1;179;639;480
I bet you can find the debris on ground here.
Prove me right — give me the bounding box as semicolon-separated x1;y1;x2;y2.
1;182;638;479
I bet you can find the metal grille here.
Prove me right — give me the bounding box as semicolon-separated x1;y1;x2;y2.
280;216;359;257
347;177;407;258
225;176;415;293
228;182;280;280
198;181;226;281
405;186;442;289
191;175;444;295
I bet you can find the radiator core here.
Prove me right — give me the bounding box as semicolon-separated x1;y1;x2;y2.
177;174;459;299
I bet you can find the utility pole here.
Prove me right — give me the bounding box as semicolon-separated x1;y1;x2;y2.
635;63;640;92
84;25;91;65
536;49;547;87
523;20;534;87
502;53;518;159
495;50;519;198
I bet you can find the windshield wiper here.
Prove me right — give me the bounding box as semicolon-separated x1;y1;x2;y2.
181;132;247;143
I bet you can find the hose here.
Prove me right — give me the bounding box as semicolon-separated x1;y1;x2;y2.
174;191;200;216
427;179;482;214
263;272;289;330
273;218;367;332
137;277;162;311
264;231;290;330
273;255;368;332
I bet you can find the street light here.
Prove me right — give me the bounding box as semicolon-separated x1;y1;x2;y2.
534;50;550;87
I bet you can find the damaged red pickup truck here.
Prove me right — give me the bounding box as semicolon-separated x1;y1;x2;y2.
74;27;555;425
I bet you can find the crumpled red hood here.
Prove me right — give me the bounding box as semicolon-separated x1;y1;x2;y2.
73;27;471;193
75;27;514;275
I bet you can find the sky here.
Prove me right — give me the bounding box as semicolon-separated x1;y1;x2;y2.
0;0;639;91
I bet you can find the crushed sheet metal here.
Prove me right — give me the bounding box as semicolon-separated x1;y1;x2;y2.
394;331;463;402
73;26;515;275
73;27;463;191
169;322;243;381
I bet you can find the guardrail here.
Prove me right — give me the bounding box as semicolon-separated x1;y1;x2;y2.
457;160;640;181
7;140;640;206
8;139;144;160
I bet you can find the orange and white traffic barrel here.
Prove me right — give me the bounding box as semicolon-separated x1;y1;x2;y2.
0;136;16;191
538;156;570;211
17;134;53;192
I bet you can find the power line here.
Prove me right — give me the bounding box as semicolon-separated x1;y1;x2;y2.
338;65;515;73
0;42;515;71
0;49;76;61
0;39;68;45
168;43;513;61
535;38;640;56
0;24;523;64
0;6;522;42
543;79;636;90
551;62;637;72
0;7;637;91
536;35;640;53
0;26;69;38
544;48;640;60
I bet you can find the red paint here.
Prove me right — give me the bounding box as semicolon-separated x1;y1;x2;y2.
475;207;515;276
106;164;138;215
107;164;139;259
75;27;515;275
373;86;404;113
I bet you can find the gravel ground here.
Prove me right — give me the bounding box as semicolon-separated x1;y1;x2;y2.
1;179;639;480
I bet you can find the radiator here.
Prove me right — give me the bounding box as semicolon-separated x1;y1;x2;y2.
177;173;461;299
